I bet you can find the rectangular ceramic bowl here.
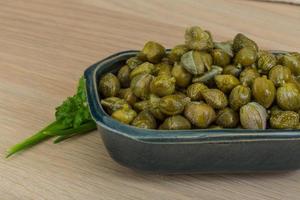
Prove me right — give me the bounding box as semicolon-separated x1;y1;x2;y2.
84;50;300;173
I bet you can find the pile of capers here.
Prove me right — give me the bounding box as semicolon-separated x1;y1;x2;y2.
99;26;300;130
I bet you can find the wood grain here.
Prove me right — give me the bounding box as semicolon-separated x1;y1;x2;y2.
1;0;300;199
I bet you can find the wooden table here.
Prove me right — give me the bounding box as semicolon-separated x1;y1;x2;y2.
1;0;300;199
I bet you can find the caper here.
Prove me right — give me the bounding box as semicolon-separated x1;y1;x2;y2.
139;41;165;63
117;65;131;88
192;65;223;84
184;102;216;128
202;89;228;109
181;50;212;75
239;67;260;86
100;97;129;114
257;51;277;74
252;76;276;108
131;110;157;129
270;105;283;116
130;73;153;100
214;74;240;93
223;65;242;77
118;88;137;106
171;62;192;88
99;73;120;98
270;111;299;129
212;49;231;67
150;74;176;97
156;62;172;76
159;95;190;115
281;54;300;76
168;44;189;63
234;47;257;67
159;115;191;130
240;102;267;129
268;65;292;87
129;62;155;79
111;105;137;124
133;100;150;112
233;33;258;52
276;82;300;111
216;108;239;128
229;85;251;111
126;56;143;70
186;83;208;101
185;26;213;51
148;94;166;120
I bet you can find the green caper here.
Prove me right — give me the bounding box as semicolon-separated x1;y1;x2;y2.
252;76;276;108
168;44;189;63
111;105;137;124
234;47;257;67
281;54;300;76
156;62;172;76
129;62;155;79
223;65;242;77
139;41;165;63
181;50;212;75
239;67;260;86
184;26;213;51
131;110;157;129
276;82;300;111
159;95;190;115
229;85;251;111
126;56;143;70
159;115;191;130
184;102;216;128
233;33;258;52
270;111;299;129
214;74;240;93
192;65;223;84
133;100;150;112
268;65;292;87
214;41;234;57
130;73;153;100
99;73;120;98
257;51;277;74
100;97;129;114
117;65;131;88
212;49;231;67
186;83;208;101
216;108;239;128
171;62;192;88
148;94;166;120
118;88;137;106
270;105;283;116
240;102;267;129
202;89;228;109
150;74;176;97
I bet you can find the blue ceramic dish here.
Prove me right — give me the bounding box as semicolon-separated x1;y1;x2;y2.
84;50;300;173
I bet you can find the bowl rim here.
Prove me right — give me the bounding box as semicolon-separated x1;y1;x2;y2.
84;50;300;144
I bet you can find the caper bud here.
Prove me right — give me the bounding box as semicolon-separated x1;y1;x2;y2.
270;105;283;116
181;50;212;75
139;41;165;63
257;51;277;74
118;88;137;106
223;65;242;77
150;75;176;97
184;102;216;128
130;73;153;100
240;102;267;129
233;33;258;53
117;65;131;88
276;82;300;111
168;44;189;63
214;74;240;93
133;100;150;112
131;110;157;129
281;54;300;76
229;85;251;111
156;62;172;76
171;62;192;88
99;73;120;98
216;108;239;128
100;97;129;114
184;26;213;51
159;95;190;115
202;89;228;109
234;47;257;67
148;94;166;120
126;56;143;70
192;65;223;84
214;41;234;57
159;115;191;130
129;62;155;79
252;76;276;108
212;49;231;67
270;111;299;129
268;65;292;87
111;105;137;124
186;83;208;101
239;67;260;86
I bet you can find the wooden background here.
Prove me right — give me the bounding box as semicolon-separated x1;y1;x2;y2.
1;0;300;199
